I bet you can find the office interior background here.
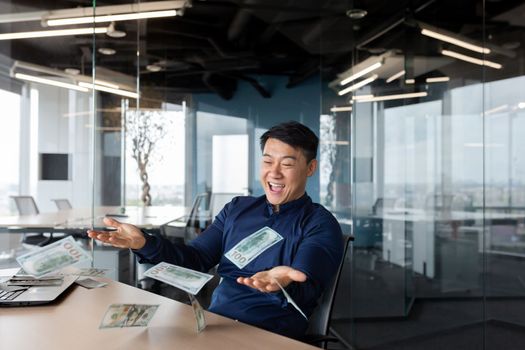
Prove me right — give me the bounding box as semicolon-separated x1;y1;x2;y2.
1;0;525;348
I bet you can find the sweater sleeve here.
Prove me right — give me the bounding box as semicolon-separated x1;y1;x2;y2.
286;212;344;313
133;202;229;272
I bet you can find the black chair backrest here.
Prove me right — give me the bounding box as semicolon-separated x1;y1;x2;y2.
209;192;243;219
52;198;72;210
11;196;39;215
306;235;352;337
186;192;209;228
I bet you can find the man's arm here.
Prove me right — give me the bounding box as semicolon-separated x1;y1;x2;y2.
88;206;229;273
134;221;224;272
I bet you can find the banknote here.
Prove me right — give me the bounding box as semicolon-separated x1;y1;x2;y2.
273;278;308;320
76;277;107;289
224;226;283;269
16;236;91;277
99;304;159;328
144;262;213;295
187;293;207;333
58;266;110;277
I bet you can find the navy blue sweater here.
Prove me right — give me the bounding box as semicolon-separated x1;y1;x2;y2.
135;194;343;339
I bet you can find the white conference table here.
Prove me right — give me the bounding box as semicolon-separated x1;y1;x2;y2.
0;206;190;233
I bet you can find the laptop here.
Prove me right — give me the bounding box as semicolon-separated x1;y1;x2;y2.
0;270;77;307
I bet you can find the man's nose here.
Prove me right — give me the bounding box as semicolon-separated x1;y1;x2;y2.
269;163;282;176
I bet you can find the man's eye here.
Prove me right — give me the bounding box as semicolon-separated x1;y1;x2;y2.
282;163;293;167
263;160;272;164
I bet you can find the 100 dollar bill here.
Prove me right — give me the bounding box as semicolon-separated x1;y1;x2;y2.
16;236;91;277
224;226;283;269
144;262;213;295
100;304;159;328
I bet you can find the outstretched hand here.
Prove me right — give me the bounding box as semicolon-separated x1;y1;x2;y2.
87;217;146;250
236;266;307;293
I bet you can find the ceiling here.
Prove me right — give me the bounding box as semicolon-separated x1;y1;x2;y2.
0;0;524;100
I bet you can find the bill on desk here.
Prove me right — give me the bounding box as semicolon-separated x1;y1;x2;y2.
100;304;159;328
144;262;213;295
16;236;91;277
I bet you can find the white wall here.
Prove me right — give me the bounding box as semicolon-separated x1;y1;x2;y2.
19;83;93;213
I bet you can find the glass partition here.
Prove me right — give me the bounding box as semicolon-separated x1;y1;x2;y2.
323;1;525;349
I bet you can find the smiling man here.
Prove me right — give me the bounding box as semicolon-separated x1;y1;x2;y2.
88;121;344;339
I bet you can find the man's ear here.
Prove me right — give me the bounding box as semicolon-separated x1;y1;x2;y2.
306;159;317;177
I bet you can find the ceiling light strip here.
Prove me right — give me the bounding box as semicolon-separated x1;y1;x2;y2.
330;106;353;112
78;82;138;99
47;10;177;26
386;70;405;83
441;50;502;69
355;92;428;103
338;75;378;96
426;76;450;83
94;80;120;89
421;28;490;54
340;62;382;86
0;27;107;40
15;73;88;92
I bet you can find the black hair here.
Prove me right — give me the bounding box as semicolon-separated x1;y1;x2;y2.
260;121;319;163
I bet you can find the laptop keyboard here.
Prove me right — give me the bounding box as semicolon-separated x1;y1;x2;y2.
0;289;26;301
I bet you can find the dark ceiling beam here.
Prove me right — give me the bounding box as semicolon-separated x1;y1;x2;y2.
202;72;237;100
286;58;319;88
356;0;437;49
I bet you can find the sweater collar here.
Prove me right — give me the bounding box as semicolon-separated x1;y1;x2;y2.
265;192;310;215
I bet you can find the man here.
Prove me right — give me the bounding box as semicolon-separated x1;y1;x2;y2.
88;121;344;339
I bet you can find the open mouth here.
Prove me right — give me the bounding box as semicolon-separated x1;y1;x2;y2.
268;182;285;193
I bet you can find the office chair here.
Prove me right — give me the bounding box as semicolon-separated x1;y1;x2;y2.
303;235;353;349
209;192;243;220
11;196;54;247
161;193;210;243
51;198;72;210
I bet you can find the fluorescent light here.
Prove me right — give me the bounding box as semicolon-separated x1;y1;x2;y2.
421;28;490;54
320;140;350;145
484;104;508;116
330;106;353;112
352;94;374;100
340;62;382;86
94;80;120;89
518;102;525;109
426;76;450;83
405;79;415;84
47;9;177;26
78;82;138;99
15;73;89;92
441;49;502;69
338;75;378;96
386;70;405;83
0;27;107;40
355;91;428;103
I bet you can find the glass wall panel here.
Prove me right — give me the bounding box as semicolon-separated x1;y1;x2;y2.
322;1;525;349
0;1;96;273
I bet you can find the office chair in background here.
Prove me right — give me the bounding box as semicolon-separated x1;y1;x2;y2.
11;196;54;247
209;192;243;220
51;198;72;210
161;192;210;243
304;235;353;349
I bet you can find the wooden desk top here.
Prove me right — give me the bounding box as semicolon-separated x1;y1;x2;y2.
0;279;318;350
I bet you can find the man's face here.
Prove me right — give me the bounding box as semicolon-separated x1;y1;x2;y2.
260;138;317;211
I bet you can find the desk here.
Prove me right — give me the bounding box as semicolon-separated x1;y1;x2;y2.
0;279;317;350
0;206;190;233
